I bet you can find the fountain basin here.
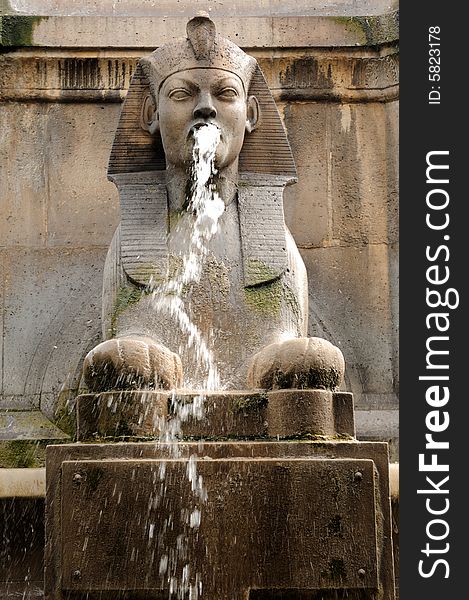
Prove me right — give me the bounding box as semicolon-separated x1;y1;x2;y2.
45;440;394;600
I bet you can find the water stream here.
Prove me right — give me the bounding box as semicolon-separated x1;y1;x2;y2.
148;123;224;599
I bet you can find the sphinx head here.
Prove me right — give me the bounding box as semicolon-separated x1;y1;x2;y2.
140;14;259;172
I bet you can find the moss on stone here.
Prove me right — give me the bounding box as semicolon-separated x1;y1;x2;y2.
110;285;145;335
244;279;282;316
0;440;45;468
323;558;347;581
332;16;368;45
246;259;279;283
54;389;79;439
0;15;45;47
271;366;341;391
233;393;268;413
327;514;344;537
53;405;76;439
332;12;399;46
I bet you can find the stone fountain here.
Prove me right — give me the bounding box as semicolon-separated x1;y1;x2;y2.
45;14;395;600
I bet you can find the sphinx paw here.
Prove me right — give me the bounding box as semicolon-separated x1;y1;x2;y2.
82;336;183;392
247;337;345;391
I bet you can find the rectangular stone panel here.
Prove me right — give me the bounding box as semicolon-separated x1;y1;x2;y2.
0;104;48;248
60;458;378;596
282;103;329;247
1;248;105;419
46;103;120;247
301;245;397;411
329;102;398;246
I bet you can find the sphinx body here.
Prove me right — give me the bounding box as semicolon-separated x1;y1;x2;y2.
100;184;308;390
83;15;343;393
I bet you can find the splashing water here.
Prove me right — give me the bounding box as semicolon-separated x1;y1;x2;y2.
149;123;224;599
151;123;223;392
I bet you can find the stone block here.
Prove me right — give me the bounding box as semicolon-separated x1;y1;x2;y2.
75;390;356;441
0;104;48;248
282;101;398;250
283;102;329;247
76;391;169;440
4;10;397;49
301;245;397;412
330;101;398;246
267;390;339;437
1;248;105;419
46;440;394;600
46;103;120;247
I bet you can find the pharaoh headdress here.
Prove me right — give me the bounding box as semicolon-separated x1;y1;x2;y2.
108;14;297;288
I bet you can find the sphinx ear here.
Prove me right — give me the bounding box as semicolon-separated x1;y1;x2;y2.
245;95;260;133
140;93;159;135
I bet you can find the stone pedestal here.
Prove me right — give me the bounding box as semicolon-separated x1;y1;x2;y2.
45;391;395;600
75;389;355;441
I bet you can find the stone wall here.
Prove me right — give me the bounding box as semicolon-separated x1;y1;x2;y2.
0;1;399;458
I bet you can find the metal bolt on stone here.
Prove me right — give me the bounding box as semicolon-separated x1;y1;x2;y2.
72;473;83;485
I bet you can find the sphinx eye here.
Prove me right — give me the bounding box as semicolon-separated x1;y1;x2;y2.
217;87;239;99
168;88;192;100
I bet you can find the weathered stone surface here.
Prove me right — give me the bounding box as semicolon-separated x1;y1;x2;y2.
0;102;121;248
0;104;49;248
82;337;183;392
46;440;395;600
46;103;120;247
0;48;399;104
65;458;379;595
0;248;105;418
248;337;345;391
75;389;355;441
2;0;398;18
283;100;399;248
302;245;397;411
267;389;355;438
0;412;68;444
283;104;329;247
0;8;399;49
333;392;356;438
330;102;398;246
76;391;168;440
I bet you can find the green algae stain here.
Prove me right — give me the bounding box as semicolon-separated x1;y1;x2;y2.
244;279;282;317
233;393;268;413
110;285;145;336
0;15;46;47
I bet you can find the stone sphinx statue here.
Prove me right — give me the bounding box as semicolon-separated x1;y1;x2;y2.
83;13;344;393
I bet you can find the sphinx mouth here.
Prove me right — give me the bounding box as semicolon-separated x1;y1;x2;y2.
189;121;220;137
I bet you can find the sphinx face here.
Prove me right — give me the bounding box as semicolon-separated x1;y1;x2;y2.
156;68;256;171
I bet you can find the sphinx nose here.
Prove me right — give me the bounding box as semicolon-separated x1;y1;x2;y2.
193;93;217;120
